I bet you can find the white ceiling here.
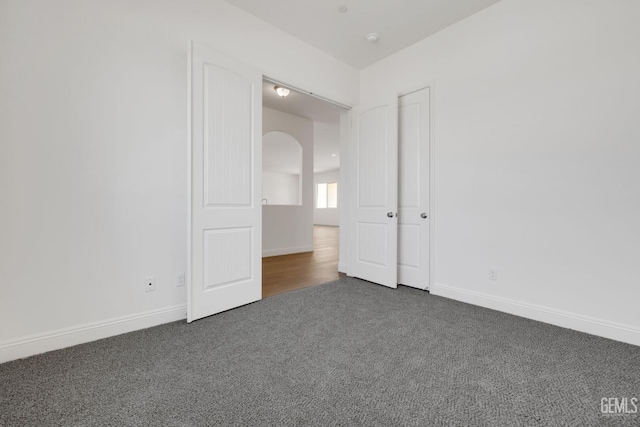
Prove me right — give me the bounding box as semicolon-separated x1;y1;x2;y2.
226;0;502;69
263;81;342;173
255;1;503;170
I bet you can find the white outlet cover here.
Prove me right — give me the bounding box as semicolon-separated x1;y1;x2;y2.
177;272;185;287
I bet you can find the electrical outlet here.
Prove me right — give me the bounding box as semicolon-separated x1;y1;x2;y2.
145;276;156;292
489;269;498;281
177;272;185;287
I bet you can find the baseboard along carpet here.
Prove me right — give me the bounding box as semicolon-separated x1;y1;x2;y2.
1;277;639;426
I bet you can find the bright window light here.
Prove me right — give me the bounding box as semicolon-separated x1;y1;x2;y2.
317;182;338;209
327;183;338;208
317;183;327;208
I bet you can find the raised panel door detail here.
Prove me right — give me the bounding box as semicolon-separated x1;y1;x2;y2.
357;222;388;267
189;42;262;322
204;64;252;207
204;227;252;290
398;224;420;268
349;94;398;289
399;103;421;208
357;106;388;208
397;87;430;290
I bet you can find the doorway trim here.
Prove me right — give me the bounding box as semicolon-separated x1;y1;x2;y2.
263;76;352;110
260;76;352;276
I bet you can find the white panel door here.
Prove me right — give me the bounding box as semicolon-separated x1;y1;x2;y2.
398;88;430;290
188;42;262;322
349;94;398;288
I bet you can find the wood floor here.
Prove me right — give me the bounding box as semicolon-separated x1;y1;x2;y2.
262;225;345;298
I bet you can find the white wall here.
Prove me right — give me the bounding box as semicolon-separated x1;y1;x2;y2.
0;0;357;361
263;172;300;206
360;0;640;345
262;108;314;257
314;169;340;226
314;122;341;173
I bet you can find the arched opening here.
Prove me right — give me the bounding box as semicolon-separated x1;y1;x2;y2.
262;131;302;205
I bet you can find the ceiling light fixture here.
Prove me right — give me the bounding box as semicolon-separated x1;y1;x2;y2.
274;86;290;97
331;154;337;157
366;33;380;44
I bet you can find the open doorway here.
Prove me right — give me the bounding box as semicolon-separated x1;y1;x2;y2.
261;80;347;297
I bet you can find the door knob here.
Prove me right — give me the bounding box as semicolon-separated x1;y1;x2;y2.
421;213;428;219
387;212;395;218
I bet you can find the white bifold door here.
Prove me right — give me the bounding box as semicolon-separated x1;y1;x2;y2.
349;94;399;288
349;88;430;290
188;42;262;322
398;88;430;290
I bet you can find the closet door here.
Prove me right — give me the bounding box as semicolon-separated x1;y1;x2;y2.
348;94;399;288
188;42;262;322
398;88;430;290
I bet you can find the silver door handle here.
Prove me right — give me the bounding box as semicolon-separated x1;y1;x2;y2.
421;213;428;219
387;212;396;218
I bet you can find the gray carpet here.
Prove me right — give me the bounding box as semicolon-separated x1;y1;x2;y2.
1;278;639;426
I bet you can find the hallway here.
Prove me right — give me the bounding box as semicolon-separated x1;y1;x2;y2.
262;226;343;298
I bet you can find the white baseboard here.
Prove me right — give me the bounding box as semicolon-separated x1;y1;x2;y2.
0;304;187;364
262;245;313;258
431;283;640;347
